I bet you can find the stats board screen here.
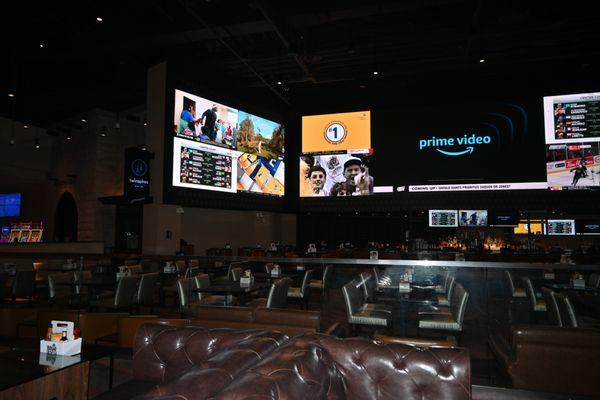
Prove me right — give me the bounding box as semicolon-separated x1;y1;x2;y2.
0;193;21;217
488;211;519;227
546;219;576;235
458;210;488;227
544;92;600;190
172;89;284;196
429;210;458;227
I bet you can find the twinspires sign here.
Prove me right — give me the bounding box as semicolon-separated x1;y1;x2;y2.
124;147;151;200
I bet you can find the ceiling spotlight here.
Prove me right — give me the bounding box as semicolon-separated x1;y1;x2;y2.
277;81;282;85
66;133;72;140
81;118;87;123
96;17;103;22
479;58;486;63
23;125;29;129
7;93;15;98
39;42;45;48
359;84;367;89
9;139;15;146
141;146;147;151
373;71;378;75
100;126;107;137
143;122;147;126
34;138;40;149
115;122;121;130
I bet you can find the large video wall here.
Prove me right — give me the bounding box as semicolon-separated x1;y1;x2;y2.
171;89;285;197
300;92;600;197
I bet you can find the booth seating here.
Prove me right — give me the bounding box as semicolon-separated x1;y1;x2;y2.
119;325;470;400
115;306;321;349
489;325;600;397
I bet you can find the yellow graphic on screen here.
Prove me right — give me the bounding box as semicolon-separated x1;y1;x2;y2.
302;111;371;153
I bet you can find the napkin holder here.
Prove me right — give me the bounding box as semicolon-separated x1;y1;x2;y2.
39;320;82;356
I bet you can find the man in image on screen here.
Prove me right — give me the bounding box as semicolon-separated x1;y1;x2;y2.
307;165;328;196
200;104;218;141
343;159;374;195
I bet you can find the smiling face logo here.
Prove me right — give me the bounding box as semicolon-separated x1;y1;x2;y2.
418;134;492;156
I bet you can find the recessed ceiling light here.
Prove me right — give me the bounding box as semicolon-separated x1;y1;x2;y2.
277;81;282;85
81;118;87;123
7;93;15;98
39;43;45;48
143;122;147;126
34;138;40;149
373;71;378;75
96;17;103;22
479;58;486;63
23;125;29;129
66;134;72;140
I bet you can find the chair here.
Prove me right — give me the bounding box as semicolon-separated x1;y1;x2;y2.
128;265;143;275
90;276;137;310
541;287;562;326
555;292;600;328
505;270;526;298
523;277;546;316
419;283;469;337
248;278;291;309
48;273;76;306
588;273;600;288
231;267;243;282
418;276;457;315
188;259;199;268
135;272;159;310
73;270;93;295
174;260;187;272
342;280;390;332
309;265;332;298
287;270;314;309
194;274;230;305
264;263;275;274
437;276;456;306
184;267;199;278
10;270;36;301
357;272;393;313
372;267;393;287
434;270;451;293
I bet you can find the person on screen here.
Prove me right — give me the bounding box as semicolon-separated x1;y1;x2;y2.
307;165;328;196
331;181;356;196
570;165;585;186
343;159;374;195
178;101;200;136
469;212;479;226
200;104;218;141
580;156;588;177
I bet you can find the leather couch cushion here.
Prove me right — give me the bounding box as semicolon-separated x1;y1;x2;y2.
132;324;288;384
118;316;191;348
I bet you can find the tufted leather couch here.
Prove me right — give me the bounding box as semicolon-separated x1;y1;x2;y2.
119;324;470;400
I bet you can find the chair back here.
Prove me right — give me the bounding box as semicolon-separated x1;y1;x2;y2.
128;265;143;275
174;260;187;272
588;273;600;288
184;267;199;279
440;270;451;290
372;267;392;286
177;277;199;309
136;272;158;305
11;270;36;298
48;273;73;300
322;265;332;291
114;276;138;308
342;281;364;320
505;270;518;296
358;272;374;301
541;287;562;326
450;283;469;329
266;278;291;309
188;259;199;267
194;274;211;301
264;263;274;274
73;270;92;295
231;267;243;282
522;277;538;310
300;269;314;296
555;292;578;327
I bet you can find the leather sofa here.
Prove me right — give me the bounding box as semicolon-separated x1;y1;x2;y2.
102;323;471;400
116;306;321;348
489;325;600;396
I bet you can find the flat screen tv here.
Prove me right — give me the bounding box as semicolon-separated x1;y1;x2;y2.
428;210;458;227
0;193;21;217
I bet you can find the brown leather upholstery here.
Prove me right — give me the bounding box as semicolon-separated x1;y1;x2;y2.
132;324;288;398
215;334;471;400
490;325;600;396
118;316;190;348
192;305;254;322
36;309;128;344
374;333;457;347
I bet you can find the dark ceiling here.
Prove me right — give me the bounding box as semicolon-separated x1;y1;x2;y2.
2;0;600;127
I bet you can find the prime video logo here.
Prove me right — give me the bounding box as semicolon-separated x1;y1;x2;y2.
418;134;492;156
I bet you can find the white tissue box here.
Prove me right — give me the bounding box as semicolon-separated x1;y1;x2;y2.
240;276;254;286
573;278;585;289
398;282;411;292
